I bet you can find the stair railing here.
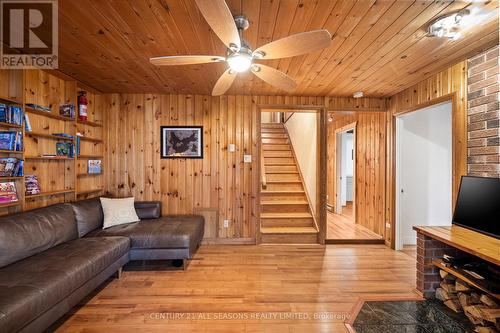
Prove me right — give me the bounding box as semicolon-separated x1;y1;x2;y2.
261;144;267;189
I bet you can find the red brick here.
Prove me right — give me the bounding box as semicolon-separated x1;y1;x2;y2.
468;54;485;68
485;46;499;61
486;155;500;163
469;146;499;156
469;111;499;123
468;164;500;172
468;121;485;131
485;65;499;78
468;72;485;84
468;93;498;108
486;101;499;112
468;155;486;164
469;58;498;76
485;84;499;95
468;128;499;139
468;76;498;92
467;138;486;147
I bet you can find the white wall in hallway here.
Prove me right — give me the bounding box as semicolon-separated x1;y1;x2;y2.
397;102;452;246
285;113;317;214
341;132;354;205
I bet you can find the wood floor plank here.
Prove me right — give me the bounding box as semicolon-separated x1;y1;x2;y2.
327;204;383;240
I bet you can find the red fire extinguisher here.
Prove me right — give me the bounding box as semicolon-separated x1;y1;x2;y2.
78;91;88;121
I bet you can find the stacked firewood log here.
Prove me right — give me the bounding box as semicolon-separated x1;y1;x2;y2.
435;270;499;333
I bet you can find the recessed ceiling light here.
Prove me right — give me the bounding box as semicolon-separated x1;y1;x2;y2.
353;91;364;98
427;9;470;40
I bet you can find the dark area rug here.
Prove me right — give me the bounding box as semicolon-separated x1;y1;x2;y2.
353;299;475;333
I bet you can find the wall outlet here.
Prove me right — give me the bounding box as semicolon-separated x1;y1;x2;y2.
386;223;391;228
228;144;236;152
243;155;252;163
223;219;230;228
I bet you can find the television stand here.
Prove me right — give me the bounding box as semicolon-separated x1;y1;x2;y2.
412;225;499;299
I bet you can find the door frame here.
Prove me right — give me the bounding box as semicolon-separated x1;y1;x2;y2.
393;99;454;250
334;122;357;224
256;104;327;244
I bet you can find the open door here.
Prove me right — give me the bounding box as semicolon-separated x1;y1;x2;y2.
396;102;453;250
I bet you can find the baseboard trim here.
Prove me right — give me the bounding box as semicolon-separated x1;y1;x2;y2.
201;238;256;245
325;238;385;245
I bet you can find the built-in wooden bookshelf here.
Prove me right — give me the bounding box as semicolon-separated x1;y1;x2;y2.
0;69;105;216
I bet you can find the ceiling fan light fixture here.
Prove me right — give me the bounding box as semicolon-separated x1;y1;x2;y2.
427;9;470;40
227;53;252;72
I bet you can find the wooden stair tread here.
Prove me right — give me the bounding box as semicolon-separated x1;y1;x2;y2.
266;180;302;183
262;200;308;205
264;163;296;166
260;226;318;234
265;171;299;174
260;212;312;218
261;190;305;194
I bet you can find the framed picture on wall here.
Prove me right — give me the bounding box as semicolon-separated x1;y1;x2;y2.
160;126;203;159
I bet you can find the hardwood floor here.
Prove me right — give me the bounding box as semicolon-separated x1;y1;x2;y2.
326;204;383;241
54;245;418;333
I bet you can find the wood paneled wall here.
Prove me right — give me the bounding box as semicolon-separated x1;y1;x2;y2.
326;112;387;237
385;61;468;247
103;94;385;243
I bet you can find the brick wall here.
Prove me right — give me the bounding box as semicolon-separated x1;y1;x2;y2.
467;46;500;177
416;232;465;298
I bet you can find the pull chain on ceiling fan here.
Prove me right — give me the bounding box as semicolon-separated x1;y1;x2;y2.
150;0;332;96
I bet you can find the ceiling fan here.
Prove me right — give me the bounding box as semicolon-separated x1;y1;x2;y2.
150;0;332;96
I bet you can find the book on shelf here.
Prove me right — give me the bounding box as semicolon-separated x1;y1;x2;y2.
59;104;75;119
0;104;24;126
56;142;75;157
0;158;23;177
25;175;41;195
88;159;102;174
0;181;18;203
24;114;32;132
25;103;51;112
0;131;23;151
76;136;81;156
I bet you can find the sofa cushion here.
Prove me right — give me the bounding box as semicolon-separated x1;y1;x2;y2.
69;198;104;237
134;201;161;219
0;204;78;268
87;215;204;250
100;197;140;229
0;236;129;333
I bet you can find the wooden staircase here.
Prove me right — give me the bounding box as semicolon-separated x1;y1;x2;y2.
260;123;318;244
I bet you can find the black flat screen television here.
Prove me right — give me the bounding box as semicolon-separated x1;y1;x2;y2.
452;176;500;239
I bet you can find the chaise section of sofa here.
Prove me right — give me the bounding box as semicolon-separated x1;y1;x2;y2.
71;199;204;267
0;204;129;333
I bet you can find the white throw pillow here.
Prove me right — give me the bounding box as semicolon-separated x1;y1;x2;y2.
100;197;140;229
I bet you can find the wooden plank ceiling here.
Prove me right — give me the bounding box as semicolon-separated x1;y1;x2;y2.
58;0;499;96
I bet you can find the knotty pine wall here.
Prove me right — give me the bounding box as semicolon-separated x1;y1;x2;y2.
102;94;386;243
326;112;387;237
385;60;468;248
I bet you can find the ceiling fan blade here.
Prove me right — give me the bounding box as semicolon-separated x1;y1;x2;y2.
194;0;241;51
150;55;225;66
251;64;297;92
212;68;237;96
253;30;331;60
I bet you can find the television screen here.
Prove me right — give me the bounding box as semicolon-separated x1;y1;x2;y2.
452;176;500;239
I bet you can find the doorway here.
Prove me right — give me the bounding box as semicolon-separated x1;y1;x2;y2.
395;102;453;250
257;105;327;244
326;121;383;243
335;129;355;217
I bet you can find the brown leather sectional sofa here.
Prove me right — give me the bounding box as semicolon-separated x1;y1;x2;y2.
0;198;204;333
